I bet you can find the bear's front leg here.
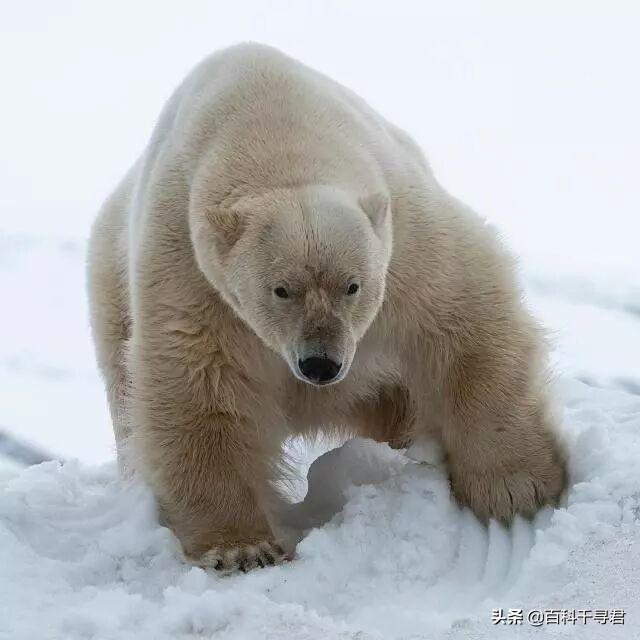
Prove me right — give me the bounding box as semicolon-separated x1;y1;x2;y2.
167;441;289;571
438;346;567;523
144;412;289;572
129;332;289;572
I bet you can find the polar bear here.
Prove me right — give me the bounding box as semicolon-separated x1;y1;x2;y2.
88;43;566;571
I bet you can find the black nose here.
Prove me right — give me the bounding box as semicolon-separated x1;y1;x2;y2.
298;357;342;384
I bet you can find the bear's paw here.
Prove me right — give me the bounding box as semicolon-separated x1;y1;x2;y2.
186;539;290;573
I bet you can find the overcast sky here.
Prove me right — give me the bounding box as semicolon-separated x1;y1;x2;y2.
1;1;639;277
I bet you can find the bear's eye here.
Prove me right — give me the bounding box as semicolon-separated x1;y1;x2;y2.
274;286;289;299
346;282;360;296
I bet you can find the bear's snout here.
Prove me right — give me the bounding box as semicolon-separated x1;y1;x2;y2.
298;356;342;385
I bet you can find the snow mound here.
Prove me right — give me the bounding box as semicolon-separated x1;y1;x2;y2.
1;379;639;639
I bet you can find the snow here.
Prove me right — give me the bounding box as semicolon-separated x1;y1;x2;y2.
2;382;639;639
1;2;640;639
0;234;113;464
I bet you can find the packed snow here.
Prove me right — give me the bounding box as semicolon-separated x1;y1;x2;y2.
1;379;639;639
1;3;639;639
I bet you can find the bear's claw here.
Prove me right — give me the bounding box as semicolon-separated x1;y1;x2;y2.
189;540;289;573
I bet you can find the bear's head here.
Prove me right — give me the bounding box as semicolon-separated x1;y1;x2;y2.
190;184;392;386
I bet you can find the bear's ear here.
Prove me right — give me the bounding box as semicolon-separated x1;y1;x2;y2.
206;207;247;255
359;192;390;232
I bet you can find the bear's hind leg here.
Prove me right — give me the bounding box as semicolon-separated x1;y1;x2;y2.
87;202;132;474
349;385;416;450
